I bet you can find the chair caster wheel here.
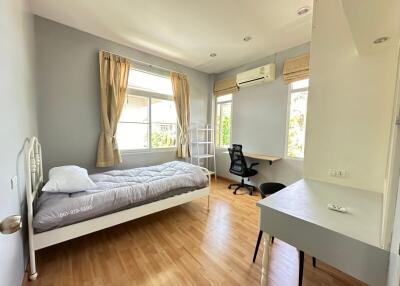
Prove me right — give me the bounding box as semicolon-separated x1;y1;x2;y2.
228;186;231;189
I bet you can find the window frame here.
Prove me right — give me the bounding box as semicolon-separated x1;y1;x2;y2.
119;69;177;154
285;79;309;160
128;68;173;96
214;94;233;149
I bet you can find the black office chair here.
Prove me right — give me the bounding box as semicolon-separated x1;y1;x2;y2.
252;182;317;286
227;144;259;195
253;182;286;263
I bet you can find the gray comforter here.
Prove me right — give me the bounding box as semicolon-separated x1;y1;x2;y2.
33;161;208;233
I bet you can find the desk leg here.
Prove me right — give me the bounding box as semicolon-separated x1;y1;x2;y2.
261;233;271;286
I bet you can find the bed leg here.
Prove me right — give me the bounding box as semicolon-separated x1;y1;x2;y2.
207;195;210;211
29;272;38;281
28;245;38;280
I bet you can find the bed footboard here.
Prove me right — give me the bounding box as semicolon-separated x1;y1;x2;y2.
25;137;43;280
199;166;211;210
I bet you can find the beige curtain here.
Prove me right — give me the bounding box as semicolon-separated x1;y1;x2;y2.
171;72;190;158
214;77;238;96
283;53;310;84
96;51;130;167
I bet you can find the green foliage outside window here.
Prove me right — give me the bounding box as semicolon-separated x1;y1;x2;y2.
220;115;231;147
287;114;305;158
287;88;308;159
151;130;175;148
216;101;232;147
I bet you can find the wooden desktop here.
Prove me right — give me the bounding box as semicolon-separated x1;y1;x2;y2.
223;151;281;165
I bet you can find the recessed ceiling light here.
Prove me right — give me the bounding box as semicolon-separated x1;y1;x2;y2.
210;52;217;57
373;36;389;44
243;36;252;42
297;6;310;16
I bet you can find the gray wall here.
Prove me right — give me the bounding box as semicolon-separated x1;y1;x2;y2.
213;43;310;187
0;1;38;286
34;15;308;187
34;16;211;174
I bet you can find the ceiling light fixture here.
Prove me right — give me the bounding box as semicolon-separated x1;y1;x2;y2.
243;36;252;42
297;6;310;16
373;36;389;44
210;52;217;57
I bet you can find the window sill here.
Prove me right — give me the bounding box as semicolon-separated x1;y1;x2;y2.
216;147;229;151
121;148;176;155
285;156;304;162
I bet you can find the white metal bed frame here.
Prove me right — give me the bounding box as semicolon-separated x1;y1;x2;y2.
25;137;211;280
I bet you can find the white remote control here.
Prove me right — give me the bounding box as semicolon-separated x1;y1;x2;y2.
327;204;347;213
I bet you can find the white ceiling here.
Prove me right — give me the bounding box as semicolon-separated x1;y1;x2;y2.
30;0;313;74
341;0;400;53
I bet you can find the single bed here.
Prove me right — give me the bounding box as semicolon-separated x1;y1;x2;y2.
25;137;210;280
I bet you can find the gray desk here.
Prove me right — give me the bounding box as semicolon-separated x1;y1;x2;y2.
257;179;389;286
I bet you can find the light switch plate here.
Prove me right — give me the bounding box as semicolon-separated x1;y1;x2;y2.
11;176;18;190
329;169;347;178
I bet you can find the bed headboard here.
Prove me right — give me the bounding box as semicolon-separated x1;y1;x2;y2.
25;137;43;207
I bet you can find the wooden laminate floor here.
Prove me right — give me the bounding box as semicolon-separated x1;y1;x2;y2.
25;178;367;286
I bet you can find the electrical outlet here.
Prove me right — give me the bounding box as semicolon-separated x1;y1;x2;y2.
11;176;18;190
329;169;347;178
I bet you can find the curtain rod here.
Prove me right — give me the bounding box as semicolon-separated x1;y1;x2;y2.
100;49;182;75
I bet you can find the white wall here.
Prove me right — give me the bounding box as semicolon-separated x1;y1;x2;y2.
387;180;400;285
34;16;210;174
304;0;399;193
213;43;309;187
0;1;38;286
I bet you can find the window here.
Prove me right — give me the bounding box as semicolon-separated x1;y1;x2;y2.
118;95;150;150
128;69;173;95
117;69;177;151
286;79;309;159
215;94;232;148
151;98;177;148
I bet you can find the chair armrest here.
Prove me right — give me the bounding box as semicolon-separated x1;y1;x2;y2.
249;162;260;169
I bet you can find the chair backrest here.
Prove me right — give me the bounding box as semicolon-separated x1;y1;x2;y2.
228;144;249;176
259;182;286;199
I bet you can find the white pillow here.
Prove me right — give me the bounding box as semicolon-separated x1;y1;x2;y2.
42;165;96;193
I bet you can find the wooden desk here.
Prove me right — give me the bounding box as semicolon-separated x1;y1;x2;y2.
223;151;281;165
257;179;388;286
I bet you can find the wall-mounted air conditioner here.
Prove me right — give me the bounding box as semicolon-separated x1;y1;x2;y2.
236;63;276;87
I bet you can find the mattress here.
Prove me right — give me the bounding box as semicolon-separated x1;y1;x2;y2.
33;161;208;233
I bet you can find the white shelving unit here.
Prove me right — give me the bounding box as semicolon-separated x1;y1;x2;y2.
190;124;216;180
